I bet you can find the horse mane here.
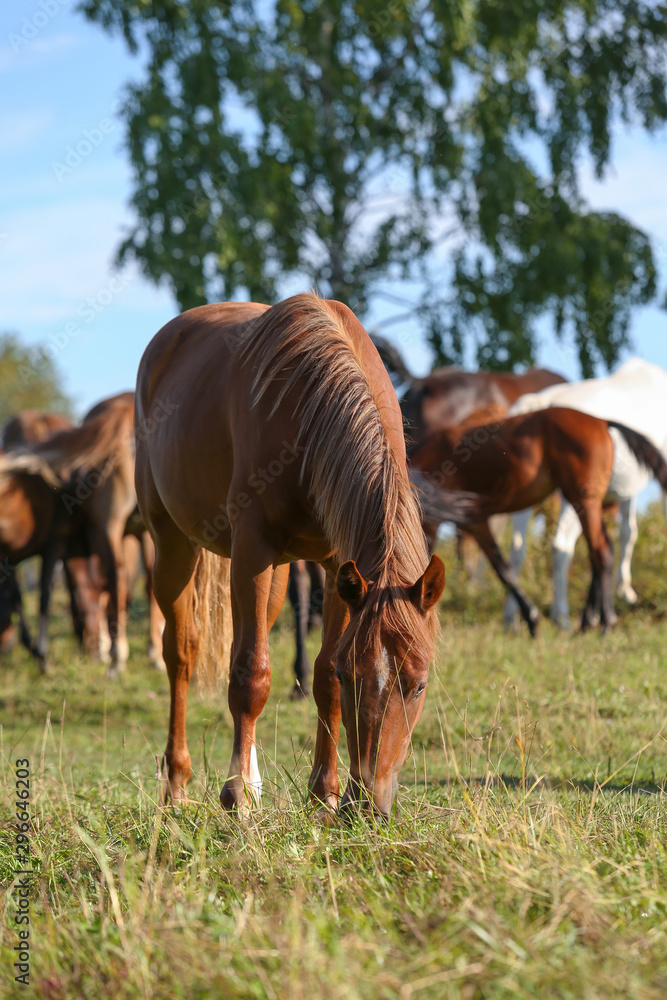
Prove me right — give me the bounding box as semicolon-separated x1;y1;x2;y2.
27;395;133;484
0;450;63;490
238;293;437;660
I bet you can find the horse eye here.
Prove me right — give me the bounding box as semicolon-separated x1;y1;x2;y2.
334;667;343;686
414;682;427;699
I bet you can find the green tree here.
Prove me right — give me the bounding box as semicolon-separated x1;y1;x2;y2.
0;333;72;428
80;0;667;375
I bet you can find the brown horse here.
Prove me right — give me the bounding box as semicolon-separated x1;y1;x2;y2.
371;336;568;578
0;410;76;656
0;395;150;672
135;293;488;818
0;452;84;670
371;334;567;448
31;393;138;672
0;400;165;672
2;410;73;450
411;408;667;633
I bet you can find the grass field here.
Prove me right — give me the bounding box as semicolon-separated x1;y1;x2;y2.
1;505;666;999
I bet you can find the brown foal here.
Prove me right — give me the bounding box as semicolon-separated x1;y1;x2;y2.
411;408;667;634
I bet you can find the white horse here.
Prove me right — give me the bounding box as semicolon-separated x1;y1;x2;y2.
504;358;667;627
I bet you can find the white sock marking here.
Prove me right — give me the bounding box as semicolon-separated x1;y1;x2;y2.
248;743;262;802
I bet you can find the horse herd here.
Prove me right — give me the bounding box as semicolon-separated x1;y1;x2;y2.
4;293;666;818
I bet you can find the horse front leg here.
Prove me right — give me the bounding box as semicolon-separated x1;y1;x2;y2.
465;521;540;637
308;574;348;813
573;501;616;633
141;531;166;670
220;537;275;815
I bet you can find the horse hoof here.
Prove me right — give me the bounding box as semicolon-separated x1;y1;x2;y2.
38;659;51;675
289;683;310;701
105;664;124;680
160;785;188;807
0;633;17;655
310;805;338;827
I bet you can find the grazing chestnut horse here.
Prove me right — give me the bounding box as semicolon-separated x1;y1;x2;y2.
411;408;667;634
370;334;567;448
135;293;487;817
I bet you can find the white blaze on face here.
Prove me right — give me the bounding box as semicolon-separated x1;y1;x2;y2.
248;743;262;802
377;647;392;694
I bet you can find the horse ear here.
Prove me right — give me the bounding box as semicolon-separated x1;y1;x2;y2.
410;555;445;614
337;560;368;611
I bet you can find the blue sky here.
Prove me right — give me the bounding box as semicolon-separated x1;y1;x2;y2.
1;2;666;417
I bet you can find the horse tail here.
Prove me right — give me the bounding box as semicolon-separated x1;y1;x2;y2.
192;549;233;694
410;468;494;526
369;333;416;391
607;422;667;490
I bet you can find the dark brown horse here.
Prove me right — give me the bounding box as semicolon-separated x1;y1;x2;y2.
0;452;85;670
135;294;488;818
0;410;80;665
2;410;73;451
411;409;667;633
371;334;567;448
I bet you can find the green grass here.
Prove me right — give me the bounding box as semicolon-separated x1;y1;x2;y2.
1;505;667;999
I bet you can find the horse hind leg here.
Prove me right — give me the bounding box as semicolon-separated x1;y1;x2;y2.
572;501;616;633
288;560;312;699
151;525;201;803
